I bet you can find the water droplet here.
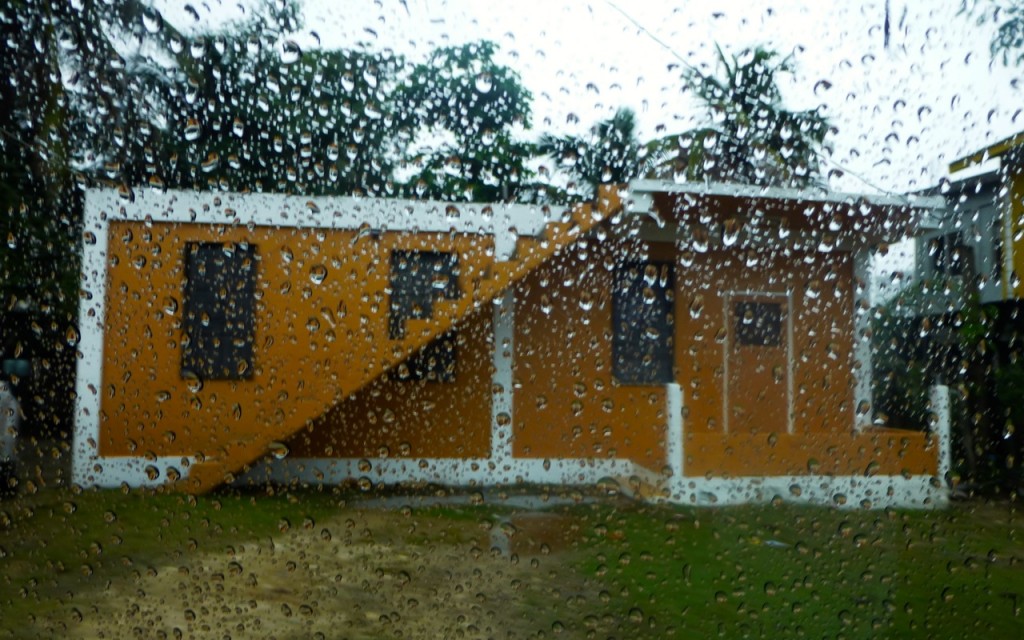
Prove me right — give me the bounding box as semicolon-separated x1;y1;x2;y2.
475;73;493;93
280;40;302;65
183;370;204;393
689;295;704;319
309;264;328;285
578;291;594;312
200;152;219;173
163;296;179;315
142;9;162;33
184;119;201;141
267;442;290;460
805;280;821;299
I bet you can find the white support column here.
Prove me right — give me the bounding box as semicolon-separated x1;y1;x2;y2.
853;247;874;430
73;200;108;485
490;289;515;469
665;383;684;496
930;384;953;486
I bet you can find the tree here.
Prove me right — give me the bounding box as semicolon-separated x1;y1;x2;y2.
961;1;1024;64
537;107;649;199
156;40;405;196
0;0;162;435
395;41;534;202
651;46;831;188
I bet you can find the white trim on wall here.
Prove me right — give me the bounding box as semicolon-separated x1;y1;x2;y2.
82;189;554;259
73;193;111;486
853;248;874;431
491;290;515;462
242;455;948;509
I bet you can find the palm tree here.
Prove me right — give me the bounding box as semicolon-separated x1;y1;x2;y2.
651;46;831;188
537;107;649;198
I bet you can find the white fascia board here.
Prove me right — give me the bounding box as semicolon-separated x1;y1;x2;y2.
85;188;553;238
628;179;947;212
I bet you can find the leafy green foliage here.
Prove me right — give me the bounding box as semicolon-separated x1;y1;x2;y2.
396;41;534;202
652;46;831;187
871;297;933;430
961;1;1024;64
158;41;405;196
537;107;650;199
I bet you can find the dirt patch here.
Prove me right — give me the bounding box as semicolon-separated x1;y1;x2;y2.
57;508;593;640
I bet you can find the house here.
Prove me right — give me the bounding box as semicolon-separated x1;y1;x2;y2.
906;132;1024;486
912;137;1014;314
73;181;950;506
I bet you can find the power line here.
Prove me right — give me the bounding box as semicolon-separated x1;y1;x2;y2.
601;1;922;202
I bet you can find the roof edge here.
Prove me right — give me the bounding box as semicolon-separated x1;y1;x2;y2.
628;179;945;211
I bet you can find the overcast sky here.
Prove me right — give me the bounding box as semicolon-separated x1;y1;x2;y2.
154;0;1021;196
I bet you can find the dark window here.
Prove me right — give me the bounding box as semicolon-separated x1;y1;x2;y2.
734;301;782;347
930;233;972;276
993;234;1004;282
181;242;257;380
400;332;458;382
388;250;460;340
612;261;674;384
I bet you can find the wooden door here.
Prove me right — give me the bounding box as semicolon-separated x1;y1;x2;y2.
724;292;792;434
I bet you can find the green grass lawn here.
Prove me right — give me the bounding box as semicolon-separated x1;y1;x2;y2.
2;485;1023;638
552;500;1024;638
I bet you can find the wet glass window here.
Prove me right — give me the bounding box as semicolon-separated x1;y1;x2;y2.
612;261;674;384
181;242;257;380
6;2;1024;638
388;251;460;339
734;301;783;347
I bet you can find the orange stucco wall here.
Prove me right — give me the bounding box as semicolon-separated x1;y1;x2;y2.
100;221;498;462
678;250;854;433
684;429;938;478
508;225;904;478
677;249;858;476
512;236;671;471
286;306;493;459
